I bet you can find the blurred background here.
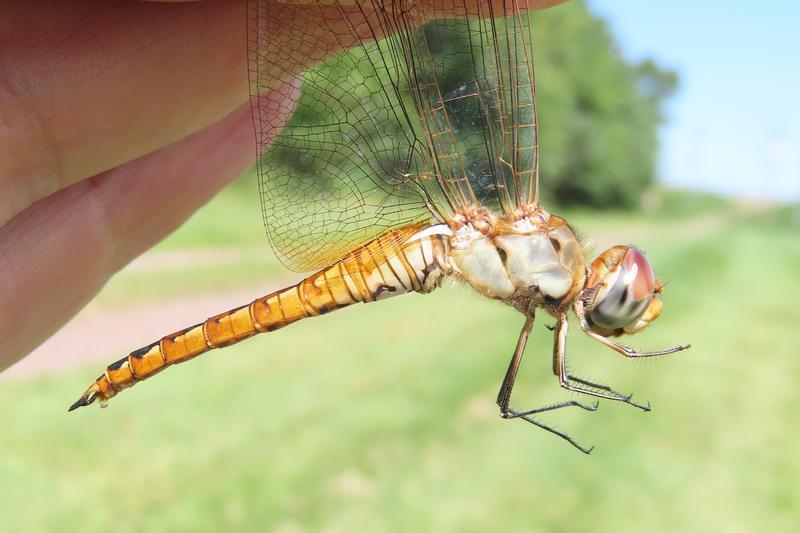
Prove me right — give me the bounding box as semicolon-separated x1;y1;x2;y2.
1;0;798;531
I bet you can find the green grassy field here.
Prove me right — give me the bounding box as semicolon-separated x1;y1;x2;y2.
1;182;798;532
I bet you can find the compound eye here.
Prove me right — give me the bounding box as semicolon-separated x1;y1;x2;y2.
588;247;657;330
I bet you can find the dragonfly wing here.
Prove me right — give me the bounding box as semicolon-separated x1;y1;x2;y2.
390;2;541;213
248;2;435;272
248;1;541;271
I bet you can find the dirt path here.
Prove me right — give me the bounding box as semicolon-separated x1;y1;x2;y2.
0;279;294;381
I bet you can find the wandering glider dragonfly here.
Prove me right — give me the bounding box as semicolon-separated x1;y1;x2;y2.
70;0;689;453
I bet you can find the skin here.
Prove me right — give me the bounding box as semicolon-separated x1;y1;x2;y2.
0;0;567;372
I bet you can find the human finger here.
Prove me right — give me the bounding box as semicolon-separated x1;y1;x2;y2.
0;0;248;223
0;78;300;370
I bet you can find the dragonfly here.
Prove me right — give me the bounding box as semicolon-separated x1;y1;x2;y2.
70;0;689;453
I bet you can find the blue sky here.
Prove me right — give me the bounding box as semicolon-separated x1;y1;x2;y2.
586;0;800;201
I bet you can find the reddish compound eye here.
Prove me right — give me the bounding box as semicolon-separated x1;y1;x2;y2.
622;248;656;302
587;247;658;331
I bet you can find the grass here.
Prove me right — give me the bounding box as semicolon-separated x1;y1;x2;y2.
1;183;798;532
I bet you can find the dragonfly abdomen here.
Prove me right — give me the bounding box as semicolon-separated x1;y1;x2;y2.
69;224;450;411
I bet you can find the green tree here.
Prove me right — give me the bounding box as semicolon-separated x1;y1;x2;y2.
533;1;678;207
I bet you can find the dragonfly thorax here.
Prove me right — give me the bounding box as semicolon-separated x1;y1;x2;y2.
447;206;585;311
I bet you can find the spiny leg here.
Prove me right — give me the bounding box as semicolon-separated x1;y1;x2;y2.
497;314;597;454
497;315;597;415
507;400;598;419
552;313;651;412
506;408;595;454
573;300;691;358
496;315;534;413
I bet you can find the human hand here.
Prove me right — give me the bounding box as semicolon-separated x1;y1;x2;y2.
0;0;566;371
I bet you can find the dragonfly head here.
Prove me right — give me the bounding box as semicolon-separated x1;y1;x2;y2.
582;246;664;336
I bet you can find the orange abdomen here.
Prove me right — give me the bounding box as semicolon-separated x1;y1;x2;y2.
69;225;449;411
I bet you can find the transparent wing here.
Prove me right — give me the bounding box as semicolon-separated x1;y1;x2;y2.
393;1;541;213
248;0;540;272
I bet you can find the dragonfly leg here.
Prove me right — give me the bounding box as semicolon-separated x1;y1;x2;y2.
573;300;691;358
496;314;597;455
552;313;651;412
